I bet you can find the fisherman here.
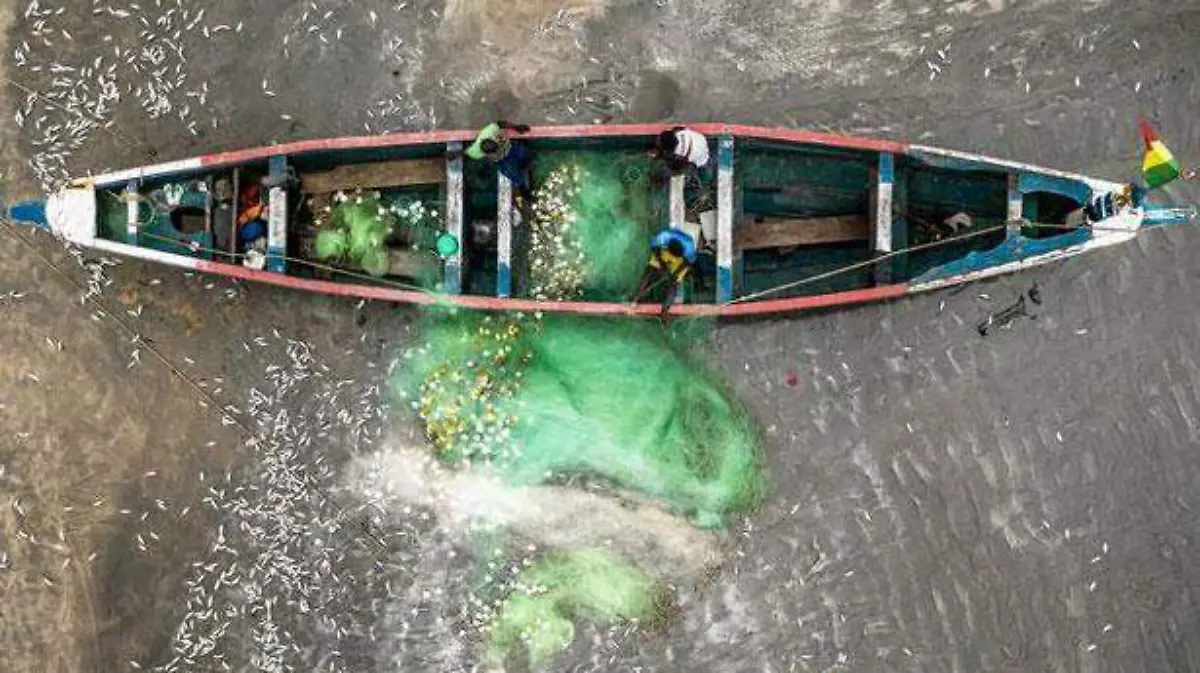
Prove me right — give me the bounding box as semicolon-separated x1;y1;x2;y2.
632;226;699;315
465;120;535;204
651;126;711;172
649;126;716;220
1083;183;1145;223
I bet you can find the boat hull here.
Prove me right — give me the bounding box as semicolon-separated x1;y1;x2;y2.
24;123;1179;318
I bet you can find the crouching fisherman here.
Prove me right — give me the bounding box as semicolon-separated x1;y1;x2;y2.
632;227;699;316
1068;183;1146;227
465;120;535;208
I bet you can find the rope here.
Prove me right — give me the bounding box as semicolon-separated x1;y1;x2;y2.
714;198;1161;309
727;223;1010;306
131;228;435;295
55;179;1186;318
121;217;1149;315
0;217;392;554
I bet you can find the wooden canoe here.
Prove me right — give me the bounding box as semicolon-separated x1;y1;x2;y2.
12;123;1195;318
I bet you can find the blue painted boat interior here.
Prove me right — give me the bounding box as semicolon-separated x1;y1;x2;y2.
87;133;1105;303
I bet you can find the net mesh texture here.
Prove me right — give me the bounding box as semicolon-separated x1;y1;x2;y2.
391;150;764;669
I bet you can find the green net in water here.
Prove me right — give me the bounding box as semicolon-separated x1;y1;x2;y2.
486;549;667;669
394;311;764;528
392;149;758;669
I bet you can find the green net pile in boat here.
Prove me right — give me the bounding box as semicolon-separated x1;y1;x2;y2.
314;192;442;278
525;152;661;302
393;310;764;528
486;549;671;669
314;194;393;276
389;195;443;253
344;200;392;261
313;228;348;260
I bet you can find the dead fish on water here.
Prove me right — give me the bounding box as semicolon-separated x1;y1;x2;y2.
978;296;1031;336
977;284;1043;336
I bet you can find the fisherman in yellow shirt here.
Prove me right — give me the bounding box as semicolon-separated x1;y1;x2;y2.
632;227;699;315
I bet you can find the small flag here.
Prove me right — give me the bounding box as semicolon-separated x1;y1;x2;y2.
1140;117;1182;189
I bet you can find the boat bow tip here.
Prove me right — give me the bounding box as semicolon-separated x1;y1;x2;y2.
44;185;97;245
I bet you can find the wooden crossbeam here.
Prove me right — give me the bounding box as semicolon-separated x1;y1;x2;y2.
299;158;445;194
386;249;440;279
669;174;685;228
737;215;869;250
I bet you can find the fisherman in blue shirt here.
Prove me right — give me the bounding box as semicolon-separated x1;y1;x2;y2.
632;227;698;315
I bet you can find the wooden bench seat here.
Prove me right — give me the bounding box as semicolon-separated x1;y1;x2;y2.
300;158;445;194
320;247;440;280
736;215;870;250
381;248;441;279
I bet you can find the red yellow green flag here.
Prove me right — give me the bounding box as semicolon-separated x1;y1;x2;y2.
1140;118;1182;189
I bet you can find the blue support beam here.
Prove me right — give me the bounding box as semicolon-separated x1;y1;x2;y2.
496;174;513;298
266;156;288;273
125;180;140;245
444;142;464;294
892;166;908;279
871;152;895;283
716;135;735;303
1006;173;1024;239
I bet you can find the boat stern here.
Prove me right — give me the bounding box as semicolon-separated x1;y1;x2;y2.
45;183;98;246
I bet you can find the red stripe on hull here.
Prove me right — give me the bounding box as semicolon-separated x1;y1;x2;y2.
195;260;908;318
705;284;909;316
705;124;907;155
196;124;906;168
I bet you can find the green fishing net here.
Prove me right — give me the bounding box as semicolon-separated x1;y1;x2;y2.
486;549;668;669
340;200;393;262
390;194;443;252
394;311;764;528
391;149;760;670
525;152;661;301
316;193;443;278
314;229;348;261
361;246;391;278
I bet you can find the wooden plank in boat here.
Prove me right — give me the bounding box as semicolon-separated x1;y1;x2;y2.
737;215;870;250
338;248;440;279
300;158;445;194
386;248;441;279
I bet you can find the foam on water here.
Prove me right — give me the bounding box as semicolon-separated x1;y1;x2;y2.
345;437;725;581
